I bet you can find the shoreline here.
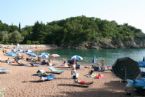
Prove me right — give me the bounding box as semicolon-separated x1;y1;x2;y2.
1;44;58;51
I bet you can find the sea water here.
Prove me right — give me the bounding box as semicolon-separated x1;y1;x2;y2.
39;48;145;66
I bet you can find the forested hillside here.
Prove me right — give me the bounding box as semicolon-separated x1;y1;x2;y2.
0;16;145;49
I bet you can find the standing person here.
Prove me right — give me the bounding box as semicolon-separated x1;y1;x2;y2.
70;59;77;70
6;58;10;64
70;59;78;81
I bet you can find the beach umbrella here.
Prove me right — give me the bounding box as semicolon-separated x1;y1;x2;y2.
71;55;83;61
39;54;49;59
39;52;49;59
51;54;60;58
5;52;17;57
112;57;140;80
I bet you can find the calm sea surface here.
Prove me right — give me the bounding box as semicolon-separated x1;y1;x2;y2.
39;48;145;66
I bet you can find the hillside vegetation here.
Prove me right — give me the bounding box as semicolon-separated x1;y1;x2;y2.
0;16;144;49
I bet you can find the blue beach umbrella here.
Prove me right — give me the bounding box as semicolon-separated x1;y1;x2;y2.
39;52;49;59
5;52;17;57
39;54;49;59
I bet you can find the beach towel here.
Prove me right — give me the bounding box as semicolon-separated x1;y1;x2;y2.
40;74;55;81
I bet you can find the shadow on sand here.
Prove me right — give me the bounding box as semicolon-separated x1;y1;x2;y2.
58;84;89;88
44;80;143;97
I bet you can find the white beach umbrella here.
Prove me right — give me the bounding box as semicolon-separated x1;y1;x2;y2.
71;55;83;61
51;54;60;58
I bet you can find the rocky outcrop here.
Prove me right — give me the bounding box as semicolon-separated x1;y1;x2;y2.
77;37;145;49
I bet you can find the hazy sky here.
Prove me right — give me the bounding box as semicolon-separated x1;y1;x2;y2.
0;0;145;32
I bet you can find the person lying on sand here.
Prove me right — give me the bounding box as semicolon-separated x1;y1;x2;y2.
61;60;69;67
36;70;55;81
74;79;93;85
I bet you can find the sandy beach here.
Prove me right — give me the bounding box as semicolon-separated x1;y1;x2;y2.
0;47;129;97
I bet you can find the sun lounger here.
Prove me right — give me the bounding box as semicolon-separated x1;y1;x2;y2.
30;63;40;67
5;52;17;57
48;66;64;74
0;68;9;73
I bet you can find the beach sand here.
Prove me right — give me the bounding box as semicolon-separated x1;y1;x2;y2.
0;47;129;97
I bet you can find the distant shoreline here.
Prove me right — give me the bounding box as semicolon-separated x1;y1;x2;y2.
0;44;59;51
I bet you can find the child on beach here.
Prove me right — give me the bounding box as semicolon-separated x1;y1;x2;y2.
71;69;79;80
6;58;11;64
71;69;93;85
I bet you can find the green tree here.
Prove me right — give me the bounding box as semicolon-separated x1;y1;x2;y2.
9;31;23;43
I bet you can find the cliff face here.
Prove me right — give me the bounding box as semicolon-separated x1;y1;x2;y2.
78;37;145;49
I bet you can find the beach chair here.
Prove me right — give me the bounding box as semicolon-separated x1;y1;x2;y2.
48;66;64;74
0;68;9;74
30;62;40;67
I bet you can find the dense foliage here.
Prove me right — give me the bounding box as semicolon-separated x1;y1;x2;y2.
0;16;144;48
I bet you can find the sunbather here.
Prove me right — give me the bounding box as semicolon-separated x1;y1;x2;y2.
74;79;93;85
36;70;55;81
